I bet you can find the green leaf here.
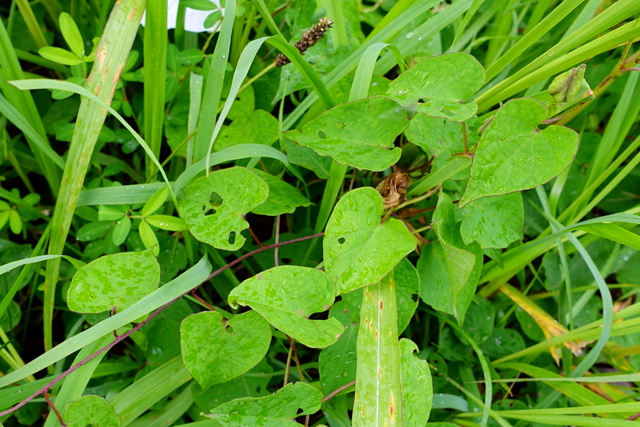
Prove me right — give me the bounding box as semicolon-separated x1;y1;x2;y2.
180;310;271;390
386;52;485;121
460;193;524;249
250;170;311;216
284;97;408;171
8;210;21;234
59;12;85;58
141;186;169;217
205;382;323;424
0;210;9;230
145;215;188;231
139;220;159;256
111;216;131;246
98;205;127;222
400;339;432;426
38;46;83;66
67;250;160;313
182;0;219;11
417;192;482;323
76;221;111;242
395;257;420;334
63;395;119;427
319;300;359;395
460;98;579;207
176;49;205;65
228;266;342;348
177;167;268;250
324;187;416;295
216;110;279;152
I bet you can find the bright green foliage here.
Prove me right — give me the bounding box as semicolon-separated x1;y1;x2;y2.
386;52;485;121
400;339;432;426
64;395;120;427
285;97;408;171
180;310;271;390
204;382;323;425
324;188;416;295
460;193;524;248
178;167;269;250
67;250;160;313
229;266;342;348
250;169;311;216
461;98;579;206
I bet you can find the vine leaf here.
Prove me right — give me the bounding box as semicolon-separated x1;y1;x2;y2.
324;187;416;295
67;250;159;314
284;96;409;171
64;395;119;427
386;52;485;122
460;98;579;207
177;167;268;250
180;310;271;390
228;266;342;348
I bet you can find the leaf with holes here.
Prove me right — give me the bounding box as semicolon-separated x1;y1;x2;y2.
67;250;159;313
205;382;323;423
386;52;485;122
459;98;579;207
181;310;271;390
228;266;343;348
324;187;416;295
284;96;409;171
178;167;269;250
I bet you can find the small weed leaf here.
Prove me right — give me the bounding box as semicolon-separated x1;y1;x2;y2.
418;193;482;323
400;338;432;426
386;52;485;122
250;169;311;216
180;310;271;390
63;395;119;427
284;97;408;171
395;257;420;334
177;167;269;250
324;187;416;295
460;192;524;249
228;266;343;348
460;98;579;207
67;250;159;314
319;300;359;394
205;382;323;423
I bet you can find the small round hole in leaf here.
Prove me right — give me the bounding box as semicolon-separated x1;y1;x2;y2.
228;231;236;245
318;130;326;139
203;191;223;216
337;237;346;244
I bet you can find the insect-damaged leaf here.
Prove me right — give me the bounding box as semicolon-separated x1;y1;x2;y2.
67;250;159;314
324;187;416;295
177;167;268;250
229;266;342;348
180;310;271;390
284;96;408;171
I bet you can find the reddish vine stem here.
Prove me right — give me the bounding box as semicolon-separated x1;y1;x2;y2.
0;232;324;418
44;392;66;426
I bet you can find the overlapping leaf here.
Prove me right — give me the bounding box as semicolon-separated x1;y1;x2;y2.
228;266;342;348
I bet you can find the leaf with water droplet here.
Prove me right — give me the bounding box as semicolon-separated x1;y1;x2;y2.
324;187;416;294
67;250;160;314
284;97;408;171
460;98;579;207
228;266;342;348
386;52;485;122
178;167;268;250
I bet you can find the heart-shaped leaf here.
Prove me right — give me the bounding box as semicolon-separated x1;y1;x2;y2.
64;395;119;427
284;97;408;171
324;187;416;295
180;310;271;390
460;98;579;207
228;266;342;348
460;192;524;248
178;167;268;250
205;382;322;423
386;52;485;122
67;250;159;313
